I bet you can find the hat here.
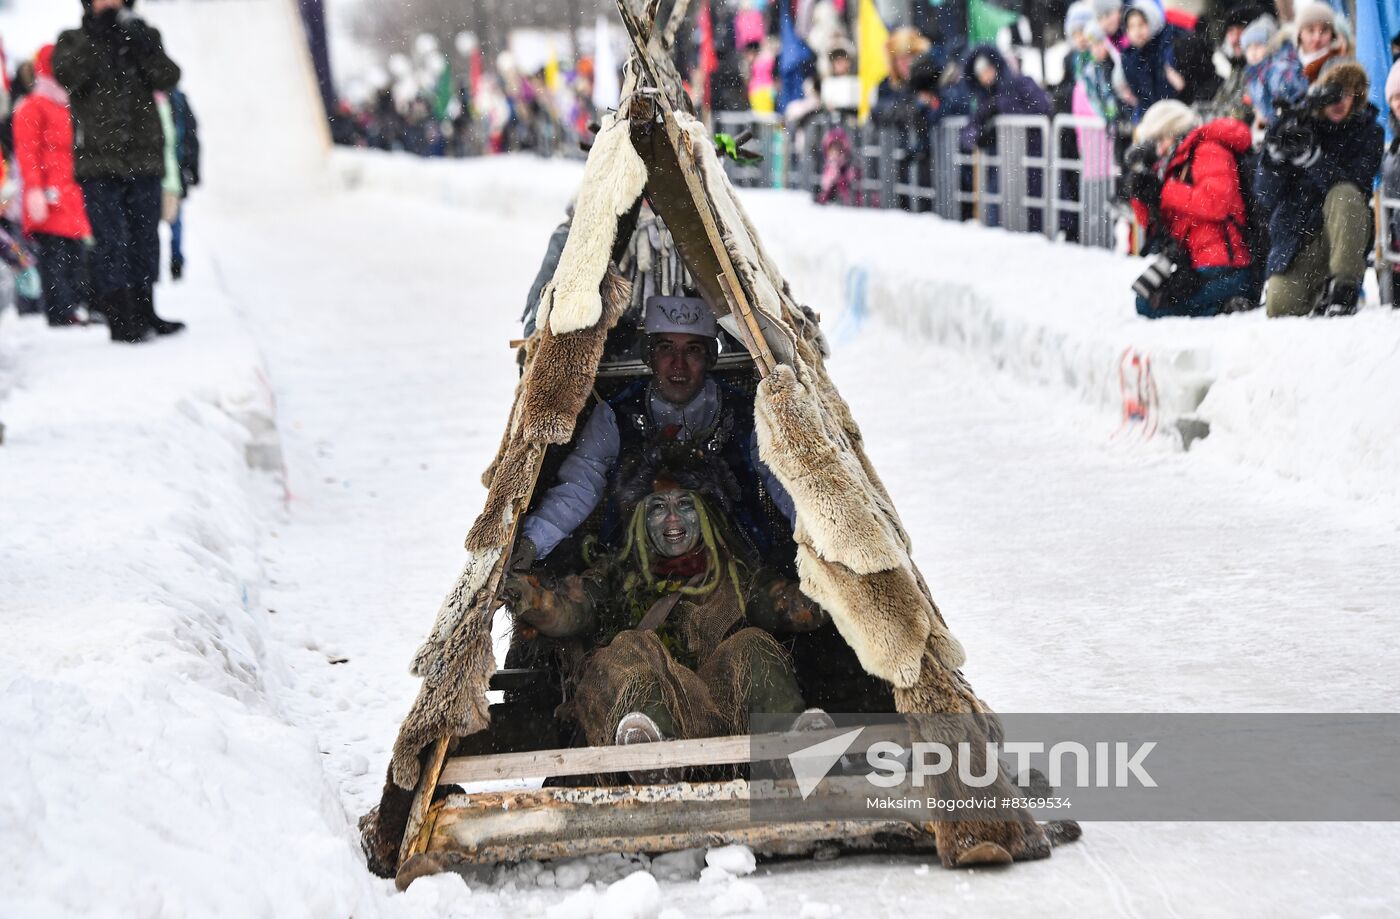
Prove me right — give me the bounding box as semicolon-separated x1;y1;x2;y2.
1091;0;1122;17
1295;3;1336;33
1084;20;1107;42
1124;0;1164;36
1387;59;1400;103
34;44;55;79
644;295;717;338
1223;4;1263;30
1316;59;1369;107
1239;15;1278;50
1134;99;1201;143
1065;1;1096;37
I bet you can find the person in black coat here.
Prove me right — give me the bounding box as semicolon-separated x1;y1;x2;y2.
54;0;184;341
1255;63;1383;317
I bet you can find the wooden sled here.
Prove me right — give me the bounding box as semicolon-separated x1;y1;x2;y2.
371;0;1079;890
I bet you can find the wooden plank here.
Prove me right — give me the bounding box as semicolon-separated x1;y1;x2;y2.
402;442;549;864
398;734;451;866
419;779;936;866
437;723;910;785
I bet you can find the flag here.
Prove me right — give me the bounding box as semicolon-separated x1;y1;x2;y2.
1356;0;1400;139
431;55;454;121
469;47;483;98
778;0;816;113
592;15;621;110
857;0;889;121
544;43;561;93
697;0;718;109
968;0;1020;47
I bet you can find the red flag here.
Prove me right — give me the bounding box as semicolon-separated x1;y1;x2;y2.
469;47;483;97
698;0;718;108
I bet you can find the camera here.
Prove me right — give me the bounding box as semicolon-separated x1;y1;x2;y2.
1123;140;1157;175
1268;81;1346;164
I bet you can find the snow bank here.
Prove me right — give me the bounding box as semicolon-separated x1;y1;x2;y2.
332;151;1400;513
145;0;331;192
0;279;381;918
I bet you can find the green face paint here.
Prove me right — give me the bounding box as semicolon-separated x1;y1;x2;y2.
644;489;702;558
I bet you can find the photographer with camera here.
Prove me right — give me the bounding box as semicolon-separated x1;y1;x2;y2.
1125;100;1255;319
1255;63;1382;318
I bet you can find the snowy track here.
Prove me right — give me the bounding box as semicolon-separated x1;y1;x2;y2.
3;166;1398;917
195;177;1400;916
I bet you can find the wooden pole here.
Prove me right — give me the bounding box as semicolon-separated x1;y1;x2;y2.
617;0;779;377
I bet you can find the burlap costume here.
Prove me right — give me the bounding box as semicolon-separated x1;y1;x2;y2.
508;492;817;747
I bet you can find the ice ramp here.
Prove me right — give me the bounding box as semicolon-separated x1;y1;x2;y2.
144;0;331;197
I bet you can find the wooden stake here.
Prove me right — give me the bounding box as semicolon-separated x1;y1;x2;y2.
617;0;778;377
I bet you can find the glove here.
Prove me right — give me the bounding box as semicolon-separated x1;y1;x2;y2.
975;120;997;150
508;536;538;573
1264;116;1317;168
119;15;163;55
24;189;49;225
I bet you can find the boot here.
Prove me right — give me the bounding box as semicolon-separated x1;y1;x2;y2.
132;284;185;336
102;289;151;344
1314;278;1360;317
46;307;87;327
614;711;679;785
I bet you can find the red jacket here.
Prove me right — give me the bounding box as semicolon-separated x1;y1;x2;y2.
12;46;92;240
1148;119;1253;270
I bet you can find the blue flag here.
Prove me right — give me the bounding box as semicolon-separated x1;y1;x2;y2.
1356;0;1400;139
777;1;815;114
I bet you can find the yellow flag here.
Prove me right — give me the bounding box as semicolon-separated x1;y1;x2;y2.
545;43;561;93
857;0;890;122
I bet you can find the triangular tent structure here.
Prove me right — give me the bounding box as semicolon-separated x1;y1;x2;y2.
361;0;1076;887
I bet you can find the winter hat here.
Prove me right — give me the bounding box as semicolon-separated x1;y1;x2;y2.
1124;0;1164;36
33;44;55;79
1091;0;1122;17
1084;20;1107;42
644;295;717;338
1223;4;1264;30
1295;3;1336;33
1240;15;1278;51
1065;2;1096;38
1135;98;1201;143
1316;60;1369;108
1387;59;1400;104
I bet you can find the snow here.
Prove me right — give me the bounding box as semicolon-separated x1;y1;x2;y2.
2;2;1399;915
703;845;758;878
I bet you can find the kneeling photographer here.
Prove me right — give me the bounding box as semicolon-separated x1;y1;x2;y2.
1125;100;1255;319
1256;63;1383;317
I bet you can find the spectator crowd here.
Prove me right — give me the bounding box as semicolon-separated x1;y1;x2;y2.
2;0;197;342
334;0;1398;321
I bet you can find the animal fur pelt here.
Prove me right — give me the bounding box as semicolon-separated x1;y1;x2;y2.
674;109;969;693
546;113;648;336
388;267;632;791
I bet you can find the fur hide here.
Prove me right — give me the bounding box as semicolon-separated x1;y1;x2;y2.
547;114;648;336
388;267;632;790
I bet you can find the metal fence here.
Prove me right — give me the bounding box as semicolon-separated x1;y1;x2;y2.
712;110;1124;250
